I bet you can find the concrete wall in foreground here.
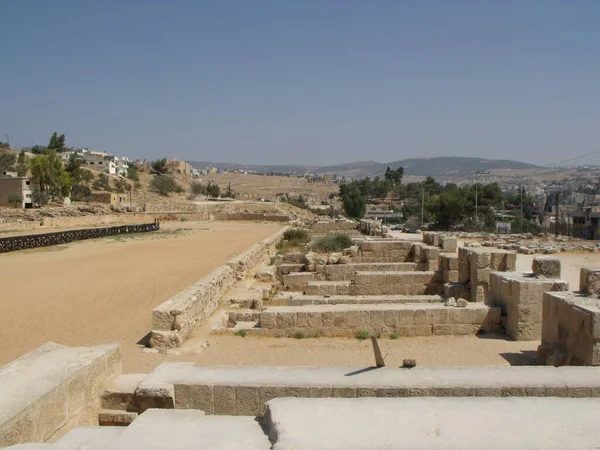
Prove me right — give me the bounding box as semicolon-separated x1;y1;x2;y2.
0;342;120;446
149;227;288;351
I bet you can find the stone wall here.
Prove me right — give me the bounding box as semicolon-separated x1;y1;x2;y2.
150;227;288;351
457;247;517;303
0;342;120;446
314;262;419;281
256;303;500;338
423;232;458;253
353;240;414;263
489;272;569;341
539;269;600;366
311;221;358;233
214;213;290;222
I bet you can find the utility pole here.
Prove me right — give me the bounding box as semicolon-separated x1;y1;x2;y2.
421;188;425;227
475;171;490;231
4;134;8;149
520;184;524;226
555;192;559;237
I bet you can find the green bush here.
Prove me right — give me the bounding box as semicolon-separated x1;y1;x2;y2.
150;175;182;196
235;329;247;337
7;192;22;208
283;228;309;243
390;332;400;340
356;330;371;340
311;233;353;252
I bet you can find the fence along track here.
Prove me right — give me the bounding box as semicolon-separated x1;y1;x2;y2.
0;220;160;254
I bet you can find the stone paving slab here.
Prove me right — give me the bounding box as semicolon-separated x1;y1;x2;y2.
265;397;600;449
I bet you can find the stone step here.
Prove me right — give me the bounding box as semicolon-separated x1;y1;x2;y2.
272;294;445;306
282;273;314;291
98;409;138;427
141;364;600;417
277;263;305;275
234;321;259;331
316;262;420;281
257;303;500;337
264;397;600;450
305;281;351;296
101;374;147;410
104;409;270;450
53;425;123;448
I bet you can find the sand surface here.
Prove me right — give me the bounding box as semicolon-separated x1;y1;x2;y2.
126;334;540;374
0;221;282;366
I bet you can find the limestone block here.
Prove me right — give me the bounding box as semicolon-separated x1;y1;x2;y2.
469;251;491;269
441;237;457;252
259;312;277;329
456;299;469;308
580;268;600;295
442;255;459;271
184;385;214;414
236;386;260;416
532;258;561;278
214;386;237;415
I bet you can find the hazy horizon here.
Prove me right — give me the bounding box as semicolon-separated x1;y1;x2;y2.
2;1;599;166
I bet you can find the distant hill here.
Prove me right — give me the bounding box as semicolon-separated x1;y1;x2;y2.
189;161;318;174
190;157;539;179
315;157;539;179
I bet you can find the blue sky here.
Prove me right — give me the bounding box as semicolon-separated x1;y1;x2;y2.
1;1;599;166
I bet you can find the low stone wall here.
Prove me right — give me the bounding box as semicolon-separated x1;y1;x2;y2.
0;342;120;446
311;221;358;233
256;303;500;337
214;213;290;222
126;363;600;416
353;240;414;262
489;272;569;341
314;262;419;281
150;227;288;351
0;213;150;232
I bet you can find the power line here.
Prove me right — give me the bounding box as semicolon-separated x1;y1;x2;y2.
546;149;600;167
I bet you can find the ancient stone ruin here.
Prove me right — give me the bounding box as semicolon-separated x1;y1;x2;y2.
2;222;600;449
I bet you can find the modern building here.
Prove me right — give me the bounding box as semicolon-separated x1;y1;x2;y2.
90;191;130;207
0;176;34;208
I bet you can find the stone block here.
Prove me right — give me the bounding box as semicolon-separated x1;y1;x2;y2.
441;237;457;252
236;386;260;415
532;258;561;278
580;268;600;295
213;386;237;415
443;270;459;283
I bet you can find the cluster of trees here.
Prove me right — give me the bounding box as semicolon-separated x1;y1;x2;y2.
189;180;221;198
338;166;405;218
339;168;537;231
281;194;308;209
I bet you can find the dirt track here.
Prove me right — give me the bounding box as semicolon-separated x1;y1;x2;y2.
0;221;282;366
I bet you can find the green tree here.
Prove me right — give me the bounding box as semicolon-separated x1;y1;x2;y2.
206;181;220;198
150;174;181;195
340;184;366;218
7;192;22;208
0;148;16;172
92;173;112;191
150;158;169;174
190;181;207;197
126;165;139;182
28;150;71;204
48;132;66;152
16;150;28;176
114;178;130;194
384;166;404;185
30;145;48;155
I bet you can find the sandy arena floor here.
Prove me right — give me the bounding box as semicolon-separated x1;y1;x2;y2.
0;221;282;366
